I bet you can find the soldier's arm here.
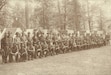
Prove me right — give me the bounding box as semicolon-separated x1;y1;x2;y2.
22;48;27;55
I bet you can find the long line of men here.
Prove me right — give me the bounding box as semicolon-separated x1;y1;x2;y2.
0;30;110;63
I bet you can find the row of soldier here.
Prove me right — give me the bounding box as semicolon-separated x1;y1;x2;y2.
1;30;110;63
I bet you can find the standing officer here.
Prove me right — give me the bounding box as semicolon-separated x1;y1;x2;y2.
1;32;8;63
14;32;21;50
21;32;27;48
1;31;13;63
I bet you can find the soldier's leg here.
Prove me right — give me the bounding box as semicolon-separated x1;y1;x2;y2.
46;50;49;56
24;53;27;61
1;50;5;63
21;54;26;62
9;53;13;62
2;55;5;63
56;49;59;54
30;52;33;60
34;50;37;59
28;52;30;60
72;46;75;51
56;49;58;55
50;49;52;56
38;51;41;58
31;52;34;60
4;55;8;63
19;54;23;62
4;51;8;63
44;50;47;57
15;54;19;62
41;50;44;58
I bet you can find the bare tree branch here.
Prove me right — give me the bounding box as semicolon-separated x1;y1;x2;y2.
0;0;7;11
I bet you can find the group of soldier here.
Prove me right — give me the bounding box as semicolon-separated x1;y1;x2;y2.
0;29;110;63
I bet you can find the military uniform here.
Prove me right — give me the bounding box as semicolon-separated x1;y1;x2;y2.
27;44;35;60
20;32;27;47
14;32;21;50
34;42;42;58
19;43;27;62
27;32;32;47
9;44;19;62
1;36;9;63
105;34;110;45
1;32;13;63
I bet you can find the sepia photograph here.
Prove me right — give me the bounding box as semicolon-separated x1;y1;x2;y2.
0;0;111;75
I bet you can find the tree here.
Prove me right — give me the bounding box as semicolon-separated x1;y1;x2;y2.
0;0;7;11
0;0;7;28
62;0;81;31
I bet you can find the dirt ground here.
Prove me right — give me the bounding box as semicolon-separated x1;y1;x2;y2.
0;46;111;75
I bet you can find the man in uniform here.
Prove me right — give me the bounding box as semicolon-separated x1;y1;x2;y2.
9;43;19;62
27;32;32;47
27;42;35;60
34;41;42;58
1;31;13;63
1;32;9;63
14;32;21;50
19;43;27;62
20;32;27;48
105;33;110;45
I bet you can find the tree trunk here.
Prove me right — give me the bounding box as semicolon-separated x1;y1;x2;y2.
87;0;91;32
25;0;29;29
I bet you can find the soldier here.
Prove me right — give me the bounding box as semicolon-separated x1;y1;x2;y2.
27;32;32;47
1;31;13;63
34;41;42;58
19;43;27;62
71;33;77;51
45;33;51;45
9;43;19;62
20;32;27;48
41;41;49;57
39;32;45;43
14;32;21;50
79;35;84;50
27;42;35;60
105;33;110;45
49;41;55;56
32;31;38;46
75;35;81;51
90;34;96;48
55;41;60;55
1;32;9;63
